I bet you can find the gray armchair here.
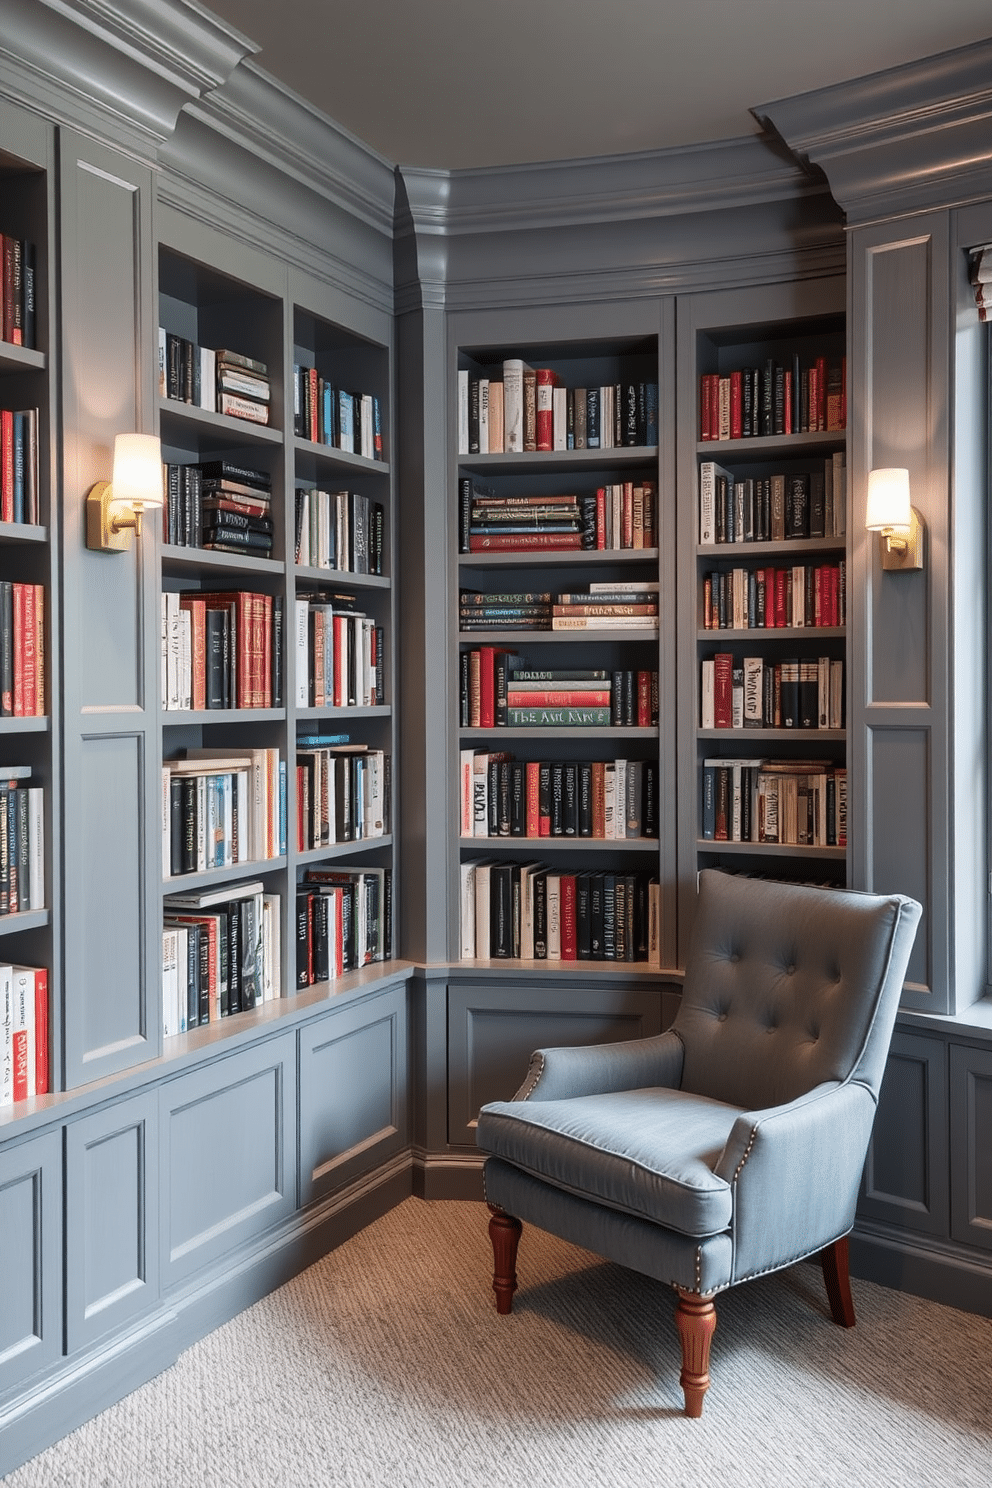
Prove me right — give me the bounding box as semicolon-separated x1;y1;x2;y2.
476;869;922;1415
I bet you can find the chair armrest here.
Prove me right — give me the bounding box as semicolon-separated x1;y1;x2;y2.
512;1030;685;1102
713;1080;877;1284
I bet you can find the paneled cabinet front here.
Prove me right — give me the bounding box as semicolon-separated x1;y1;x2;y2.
950;1042;992;1253
299;983;409;1206
159;1033;297;1291
65;1092;159;1355
858;1029;949;1236
447;979;665;1148
0;1128;62;1400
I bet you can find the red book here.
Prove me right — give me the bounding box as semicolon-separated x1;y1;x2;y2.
12;582;25;716
729;370;743;439
22;581;35;716
478;646;496;728
469;532;583;552
33;967;48;1096
333;613;348;707
637;671;651;726
713;652;733;728
507;689;610;708
700;373;718;440
592;761;606;838
1;408;12;521
179;596;206;711
595;487;607;549
783;369;793;435
309;367;319;443
621;481;634;549
774;569;787;628
296;765;306;851
559;875;577;960
814;355;828;431
525;760;540;837
535;368;557;451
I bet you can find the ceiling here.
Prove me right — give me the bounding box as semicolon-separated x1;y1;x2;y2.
201;0;992;171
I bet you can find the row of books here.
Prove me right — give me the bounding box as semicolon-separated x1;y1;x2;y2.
1;769;45;914
968;244;992;321
460;751;658;840
0;962;48;1106
293;594;385;709
163;459;273;555
296;743;390;850
162;750;285;878
161;589;283;711
159;335;272;425
459;582;659;635
294;487;385;574
701;758;847;848
1;407;40;524
460;860;661;963
0;235;36;350
701;654;844;731
698;355;846;441
702;562;846;630
458;361;659;454
296;867;392;987
1;582;45;716
293;365;384;460
162;880;280;1036
699;457;847;546
461;652;658;729
459;479;657;554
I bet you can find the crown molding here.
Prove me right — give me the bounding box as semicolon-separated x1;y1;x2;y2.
0;0;254;158
754;34;992;223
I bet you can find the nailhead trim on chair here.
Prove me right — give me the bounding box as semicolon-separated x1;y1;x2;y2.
732;1125;758;1182
516;1053;546;1102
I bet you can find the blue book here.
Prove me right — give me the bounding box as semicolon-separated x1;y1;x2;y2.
338;390;354;453
645;382;659;446
322;382;334;446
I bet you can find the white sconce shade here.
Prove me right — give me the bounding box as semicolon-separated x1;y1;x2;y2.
111;433;164;510
865;467;911;532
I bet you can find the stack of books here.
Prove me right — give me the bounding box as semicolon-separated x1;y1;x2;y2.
0;235;36;349
699;354;846;440
215;349;270;424
294;487;384;574
1;407;40;523
551;581;659;631
459;751;658;838
161;589;283;711
159;333;271;425
162;880;280;1034
457;360;659;453
0;582;45;716
296;867;391;986
459;589;553;632
161;748;284;877
296;742;389;849
700;653;844;730
701;758;847;848
293;590;384;708
292;365;383;459
164;458;274;554
0;765;44;913
0;962;48;1106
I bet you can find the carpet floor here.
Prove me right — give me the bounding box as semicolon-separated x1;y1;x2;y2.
3;1196;991;1487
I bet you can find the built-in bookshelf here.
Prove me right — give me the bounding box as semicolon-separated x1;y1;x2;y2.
155;246;397;1041
678;291;848;907
454;335;666;968
0;126;57;1110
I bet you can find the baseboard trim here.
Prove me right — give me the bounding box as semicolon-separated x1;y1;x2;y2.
0;1155;415;1480
412;1149;485;1201
850;1220;992;1317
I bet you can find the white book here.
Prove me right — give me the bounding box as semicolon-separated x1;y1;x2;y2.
519;861;544;960
648;881;661;968
614;759;628;840
179;608;191;711
161;767;171;880
195;775;207;872
157;326;167;398
699;461;731;546
472;752;490;837
174;925;188;1033
295;599;310;707
502;359;531;453
27;786;44;910
552;385;568;449
474;861;492;959
546;873;561;959
361;393;374;458
11;965;35;1101
700;659;715;730
0;963;12;1107
263;892;281;999
457;369;469;454
162;928;178;1039
603;763;616;840
165;590;180;711
459;860;477;960
743;657;764;728
460;748;476;837
199;345;216;412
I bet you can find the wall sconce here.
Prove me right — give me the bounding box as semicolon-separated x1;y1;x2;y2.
86;433;164;552
865;467;924;571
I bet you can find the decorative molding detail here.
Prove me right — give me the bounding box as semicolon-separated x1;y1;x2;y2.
187;59;397;237
0;0;254;157
754;35;992;223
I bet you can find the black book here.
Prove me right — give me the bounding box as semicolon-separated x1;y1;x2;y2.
510;762;525;836
340;883;356;971
169;778;183;877
195;460;271;491
786;475;809;539
586;386;601;448
196;918;210;1024
312;892;330;984
205;507;274;535
643;760;658;839
589;872;605;960
185;923;201;1028
799;660;819;730
205;608;227;710
497;760;512;837
459;477;472;555
773;363;786;435
468;378;480;454
614;876;628;961
602;873;618;960
229;900;245;1013
780;658;801;729
532;870;548;959
459;649;470;727
611;668;625;727
494;651;513;727
538;762;551;834
808;470;826;538
624;382;639;445
550;763;564;836
383;869;393;959
272;594;283;709
201;527;273;552
296;891;312;988
760;357;775;436
577;762;593;837
562;763;578;836
575;873;592;959
490;862;514;958
180;775;197;874
22;242;35;350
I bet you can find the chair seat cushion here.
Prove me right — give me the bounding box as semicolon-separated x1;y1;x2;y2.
478;1087;748;1237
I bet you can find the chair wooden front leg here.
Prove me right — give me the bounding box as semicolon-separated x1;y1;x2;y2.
675;1289;717;1417
487;1204;522;1315
820;1236;856;1328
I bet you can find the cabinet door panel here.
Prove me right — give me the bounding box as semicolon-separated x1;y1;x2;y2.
299;984;408;1206
0;1130;62;1399
859;1030;948;1236
447;980;663;1147
950;1043;992;1252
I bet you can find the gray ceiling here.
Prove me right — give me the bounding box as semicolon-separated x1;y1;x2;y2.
202;0;992;170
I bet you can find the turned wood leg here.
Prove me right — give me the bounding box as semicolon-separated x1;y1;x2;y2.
675;1289;717;1417
487;1204;522;1315
820;1235;856;1328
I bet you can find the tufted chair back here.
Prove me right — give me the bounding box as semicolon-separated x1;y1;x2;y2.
674;870;919;1111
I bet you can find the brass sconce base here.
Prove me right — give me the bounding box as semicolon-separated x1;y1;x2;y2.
86;481;136;552
880;506;924;571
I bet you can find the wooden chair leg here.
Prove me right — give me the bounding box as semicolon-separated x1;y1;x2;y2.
675;1289;717;1417
820;1236;856;1327
487;1204;522;1315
